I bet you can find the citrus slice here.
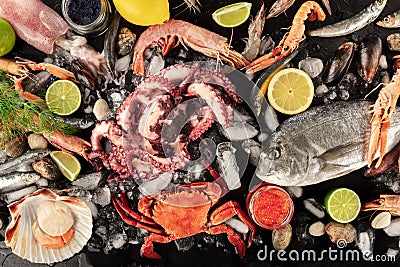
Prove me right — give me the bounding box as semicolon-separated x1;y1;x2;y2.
212;2;252;27
324;188;361;223
45;80;81;116
50;151;81;181
0;18;16;56
113;0;169;26
267;68;314;115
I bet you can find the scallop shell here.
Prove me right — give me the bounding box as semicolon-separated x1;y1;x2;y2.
5;188;92;264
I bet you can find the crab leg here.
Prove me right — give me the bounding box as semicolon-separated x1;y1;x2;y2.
111;197;164;233
208;201;256;247
204;224;246;258
141;234;173;259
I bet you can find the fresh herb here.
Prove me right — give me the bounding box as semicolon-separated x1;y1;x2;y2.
0;71;77;148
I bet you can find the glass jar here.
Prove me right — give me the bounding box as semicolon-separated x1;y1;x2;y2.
246;183;294;230
61;0;112;36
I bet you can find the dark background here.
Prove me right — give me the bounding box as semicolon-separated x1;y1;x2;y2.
4;0;400;266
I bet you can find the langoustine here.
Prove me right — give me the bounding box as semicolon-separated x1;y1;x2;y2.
132;19;249;76
246;1;326;73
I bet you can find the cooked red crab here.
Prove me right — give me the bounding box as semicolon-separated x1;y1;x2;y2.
112;170;255;259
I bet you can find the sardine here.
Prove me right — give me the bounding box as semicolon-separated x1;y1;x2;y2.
104;12;121;80
55;116;96;130
0;149;51;176
256;101;400;186
308;0;387;37
1;185;37;204
266;0;296;19
0;172;41;193
376;9;400;28
356;34;382;83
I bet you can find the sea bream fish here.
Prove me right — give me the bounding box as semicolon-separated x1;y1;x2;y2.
256;101;400;186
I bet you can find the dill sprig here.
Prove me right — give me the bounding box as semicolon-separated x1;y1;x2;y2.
0;71;77;148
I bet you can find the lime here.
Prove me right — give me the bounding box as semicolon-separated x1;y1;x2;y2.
45;80;81;116
324;188;361;223
50;151;81;181
113;0;169;26
0;18;16;56
267;68;314;115
212;2;252;28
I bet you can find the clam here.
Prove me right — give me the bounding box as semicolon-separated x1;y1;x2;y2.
5;135;27;158
371;212;391;229
28;133;48;150
309;221;325;236
32;158;61;180
5;188;92;264
272;224;292;250
325;222;356;244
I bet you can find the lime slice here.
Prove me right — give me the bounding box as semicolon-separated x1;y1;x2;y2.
45;80;81;116
50;151;81;181
324;188;361;223
0;18;16;56
113;0;169;26
267;68;314;115
212;2;252;27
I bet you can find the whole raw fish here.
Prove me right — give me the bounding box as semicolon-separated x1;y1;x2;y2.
376;9;400;28
0;149;50;176
0;172;41;193
0;0;70;54
256;101;400;186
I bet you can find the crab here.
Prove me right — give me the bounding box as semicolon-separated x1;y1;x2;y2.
112;169;256;259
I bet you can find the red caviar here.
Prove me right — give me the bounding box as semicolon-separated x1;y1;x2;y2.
247;184;294;230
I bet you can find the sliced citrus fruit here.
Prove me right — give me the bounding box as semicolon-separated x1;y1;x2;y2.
324;188;361;223
0;18;16;56
212;2;252;27
45;80;81;116
113;0;169;26
50;151;81;181
267;68;314;115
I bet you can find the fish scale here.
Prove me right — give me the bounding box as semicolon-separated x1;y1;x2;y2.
256;101;400;186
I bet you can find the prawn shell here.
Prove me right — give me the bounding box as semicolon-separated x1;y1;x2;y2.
356;34;382;83
5;188;92;264
321;42;356;84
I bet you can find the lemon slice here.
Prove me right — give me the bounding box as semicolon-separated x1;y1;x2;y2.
324;188;361;223
212;2;252;27
50;151;81;181
45;80;81;116
0;18;16;56
267;68;314;115
113;0;169;26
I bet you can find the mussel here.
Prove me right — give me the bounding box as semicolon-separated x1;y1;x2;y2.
321;42;356;84
70;60;98;90
356;34;382;83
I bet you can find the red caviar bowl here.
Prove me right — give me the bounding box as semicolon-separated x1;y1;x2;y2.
246;183;294;230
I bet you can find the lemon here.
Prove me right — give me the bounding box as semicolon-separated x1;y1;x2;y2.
0;18;16;56
324;188;361;224
50;151;81;181
267;68;314;115
212;2;252;28
113;0;169;26
45;80;81;116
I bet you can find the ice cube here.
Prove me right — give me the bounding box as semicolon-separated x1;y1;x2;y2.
221;121;258;141
303;198;325;219
298;58;324;78
111;233;127;249
242;139;261;166
259;35;275;56
357;231;374;260
139;171;173;195
379;55;388;70
285;186;303;198
384;218;400;237
217;143;241;190
72;172;103;191
226;218;249;234
315;84;329;96
175;236;195;252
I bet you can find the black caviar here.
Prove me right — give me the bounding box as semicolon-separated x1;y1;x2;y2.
67;0;101;25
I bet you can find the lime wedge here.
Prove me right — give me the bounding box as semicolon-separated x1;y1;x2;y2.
324;188;361;223
50;151;81;181
45;80;81;116
0;18;16;56
212;2;252;28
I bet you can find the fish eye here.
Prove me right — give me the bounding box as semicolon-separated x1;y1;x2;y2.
268;147;281;160
384;17;390;23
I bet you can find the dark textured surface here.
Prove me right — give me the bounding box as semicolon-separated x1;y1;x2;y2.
4;0;400;266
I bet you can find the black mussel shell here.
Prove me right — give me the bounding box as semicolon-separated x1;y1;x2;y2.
356;34;382;84
322;42;356;85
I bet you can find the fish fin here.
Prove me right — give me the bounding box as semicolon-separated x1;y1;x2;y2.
320;163;352;176
316;143;362;163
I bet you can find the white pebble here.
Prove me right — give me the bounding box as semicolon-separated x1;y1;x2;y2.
379;55;388;70
309;221;325;236
371;212;391;229
285;186;303;198
303;198;325;219
27;133;48;149
93;99;110;121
